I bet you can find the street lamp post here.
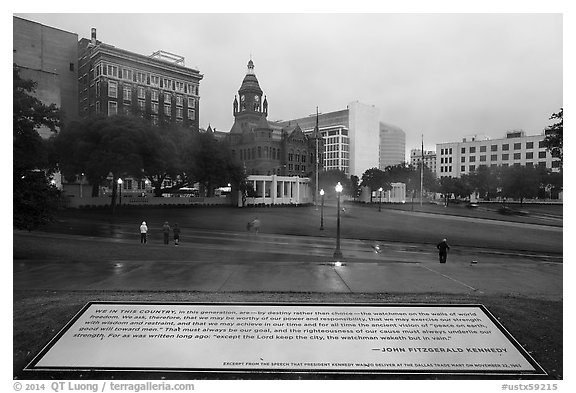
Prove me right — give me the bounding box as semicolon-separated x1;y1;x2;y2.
80;172;84;198
333;182;343;259
117;178;123;207
378;187;383;212
320;189;325;230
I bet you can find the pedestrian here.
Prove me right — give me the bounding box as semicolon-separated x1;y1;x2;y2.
251;217;261;233
437;238;450;263
162;221;171;245
140;221;148;244
173;223;181;246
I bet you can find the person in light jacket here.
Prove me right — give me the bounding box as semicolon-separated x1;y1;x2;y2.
140;221;148;244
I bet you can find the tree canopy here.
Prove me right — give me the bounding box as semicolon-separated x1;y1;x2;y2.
13;65;61;230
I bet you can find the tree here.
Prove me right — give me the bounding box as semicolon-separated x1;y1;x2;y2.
349;175;361;200
501;165;540;204
54;115;149;208
13;65;62;230
360;168;389;202
543;108;563;169
318;170;349;196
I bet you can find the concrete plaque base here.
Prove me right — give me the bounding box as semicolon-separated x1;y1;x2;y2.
26;302;545;376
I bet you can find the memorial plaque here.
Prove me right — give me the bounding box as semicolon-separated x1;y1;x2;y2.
26;302;545;376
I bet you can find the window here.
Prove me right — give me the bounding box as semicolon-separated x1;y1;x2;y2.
123;85;132;102
176;96;183;106
461;147;465;154
138;87;145;99
151;102;159;114
175;81;185;92
514;153;521;160
150;75;160;87
502;144;509;151
122;68;133;81
95;64;101;76
69;63;74;71
176;107;183;119
552;160;561;168
491;145;498;152
95;81;101;96
151;90;159;102
514;143;521;150
480;155;486;162
502;154;509;160
95;101;100;113
469;156;476;162
526;152;533;159
188;109;195;120
105;64;118;78
480;146;487;152
137;72;147;84
469;165;475;171
491;154;497;161
108;101;117;116
108;81;118;98
461;157;465;163
539;141;546;148
188;97;195;108
461;166;465;172
449;148;452;154
470;146;476;153
526;142;534;149
151;115;158;126
502;163;509;168
164;104;171;116
164;93;171;103
138;100;145;112
538;151;547;158
162;78;173;90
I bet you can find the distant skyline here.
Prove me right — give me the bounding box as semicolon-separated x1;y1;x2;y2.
13;13;563;160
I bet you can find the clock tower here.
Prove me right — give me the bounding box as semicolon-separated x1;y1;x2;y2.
233;59;266;121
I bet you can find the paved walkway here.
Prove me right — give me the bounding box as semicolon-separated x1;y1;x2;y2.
13;230;562;300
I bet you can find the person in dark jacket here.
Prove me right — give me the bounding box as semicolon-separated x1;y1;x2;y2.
437;238;450;263
162;221;171;245
173;223;181;246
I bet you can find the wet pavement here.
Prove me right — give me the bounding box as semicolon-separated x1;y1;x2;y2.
13;228;562;300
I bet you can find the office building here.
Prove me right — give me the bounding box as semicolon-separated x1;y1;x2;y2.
379;122;406;169
13;16;79;137
278;101;380;178
436;130;561;178
78;28;203;130
410;149;437;176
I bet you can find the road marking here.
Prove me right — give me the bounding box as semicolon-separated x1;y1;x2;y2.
419;264;484;294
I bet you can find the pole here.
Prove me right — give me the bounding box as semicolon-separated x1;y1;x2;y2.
333;182;343;259
420;134;424;207
379;188;382;212
315;106;319;208
320;191;324;230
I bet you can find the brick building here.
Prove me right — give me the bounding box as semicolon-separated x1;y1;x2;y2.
78;28;203;130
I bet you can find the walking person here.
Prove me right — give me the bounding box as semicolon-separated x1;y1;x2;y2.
140;221;148;244
251;217;261;233
162;221;171;245
173;223;181;246
437;238;450;263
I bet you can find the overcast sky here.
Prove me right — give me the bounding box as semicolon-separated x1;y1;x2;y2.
14;12;562;159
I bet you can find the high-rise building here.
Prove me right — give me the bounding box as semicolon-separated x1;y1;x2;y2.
78;28;203;130
436;130;561;178
278;101;380;178
13;16;79;137
379;122;406;169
